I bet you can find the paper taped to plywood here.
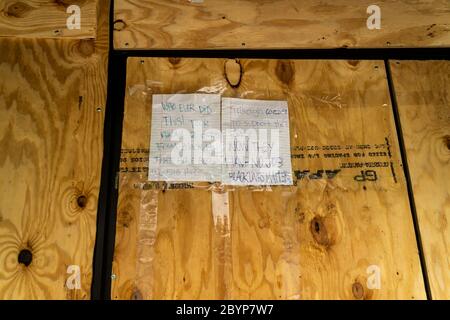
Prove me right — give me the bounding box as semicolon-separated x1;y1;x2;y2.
148;95;293;185
149;94;222;182
221;98;293;185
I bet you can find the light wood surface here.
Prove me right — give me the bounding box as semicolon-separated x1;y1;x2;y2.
113;0;450;49
0;0;97;39
112;57;426;299
390;60;450;300
0;0;108;299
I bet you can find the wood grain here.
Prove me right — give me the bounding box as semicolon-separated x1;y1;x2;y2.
112;57;426;299
390;60;450;300
0;0;108;299
0;0;97;39
113;0;450;49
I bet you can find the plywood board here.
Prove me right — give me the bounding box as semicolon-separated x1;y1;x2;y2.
112;57;426;299
113;0;450;50
0;0;108;299
0;0;98;39
390;60;450;300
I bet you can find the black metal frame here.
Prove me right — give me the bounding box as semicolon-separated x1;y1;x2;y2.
91;0;449;300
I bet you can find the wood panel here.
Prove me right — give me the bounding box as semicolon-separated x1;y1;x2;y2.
0;0;98;39
113;0;450;50
0;0;108;299
390;60;450;300
112;57;426;299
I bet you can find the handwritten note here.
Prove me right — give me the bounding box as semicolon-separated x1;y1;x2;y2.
148;94;221;182
148;95;293;185
221;98;293;185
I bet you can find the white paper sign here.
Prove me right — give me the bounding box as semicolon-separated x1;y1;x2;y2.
221;98;293;185
149;94;222;182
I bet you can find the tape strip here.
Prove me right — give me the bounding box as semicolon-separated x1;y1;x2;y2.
212;189;232;298
212;190;230;233
134;189;158;299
